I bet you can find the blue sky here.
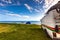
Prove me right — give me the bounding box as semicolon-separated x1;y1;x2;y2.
0;0;59;21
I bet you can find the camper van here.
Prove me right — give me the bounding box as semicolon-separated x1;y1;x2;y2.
41;1;60;39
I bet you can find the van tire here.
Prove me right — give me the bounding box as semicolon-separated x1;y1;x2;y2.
44;29;51;38
41;25;44;30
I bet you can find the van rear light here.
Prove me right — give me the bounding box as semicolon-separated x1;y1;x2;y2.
53;32;56;37
55;25;59;33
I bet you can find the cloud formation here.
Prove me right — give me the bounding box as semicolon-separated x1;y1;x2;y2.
0;10;30;21
24;4;33;12
0;0;21;6
24;3;41;13
8;14;30;19
35;0;40;3
0;3;5;6
7;14;21;17
34;9;40;12
33;0;43;4
39;0;44;4
2;0;12;3
0;0;59;21
43;0;59;14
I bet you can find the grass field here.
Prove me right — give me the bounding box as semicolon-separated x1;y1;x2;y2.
0;23;51;40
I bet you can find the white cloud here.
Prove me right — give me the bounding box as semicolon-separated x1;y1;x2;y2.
2;0;5;2
24;4;33;12
0;10;14;14
33;0;43;4
0;3;5;6
8;14;30;19
24;4;41;13
8;0;12;3
43;0;59;14
35;0;40;3
0;0;12;6
43;0;54;9
28;15;44;21
7;14;21;17
33;0;40;3
12;1;21;6
44;0;59;9
0;10;43;21
22;15;30;19
7;13;29;18
39;0;43;4
0;10;30;19
0;0;21;6
2;0;12;3
34;9;40;12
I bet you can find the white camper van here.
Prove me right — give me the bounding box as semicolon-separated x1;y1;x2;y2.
41;1;60;39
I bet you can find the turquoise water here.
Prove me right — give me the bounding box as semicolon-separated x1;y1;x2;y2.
0;21;41;25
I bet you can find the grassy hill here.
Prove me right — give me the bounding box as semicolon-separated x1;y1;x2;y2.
0;23;51;40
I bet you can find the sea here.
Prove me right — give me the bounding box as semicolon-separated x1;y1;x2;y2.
0;21;41;25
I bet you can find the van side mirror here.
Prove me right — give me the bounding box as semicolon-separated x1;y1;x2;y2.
56;8;60;13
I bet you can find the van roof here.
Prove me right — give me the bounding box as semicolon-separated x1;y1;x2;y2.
46;1;60;14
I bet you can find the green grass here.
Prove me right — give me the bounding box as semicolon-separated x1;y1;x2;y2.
0;23;51;40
